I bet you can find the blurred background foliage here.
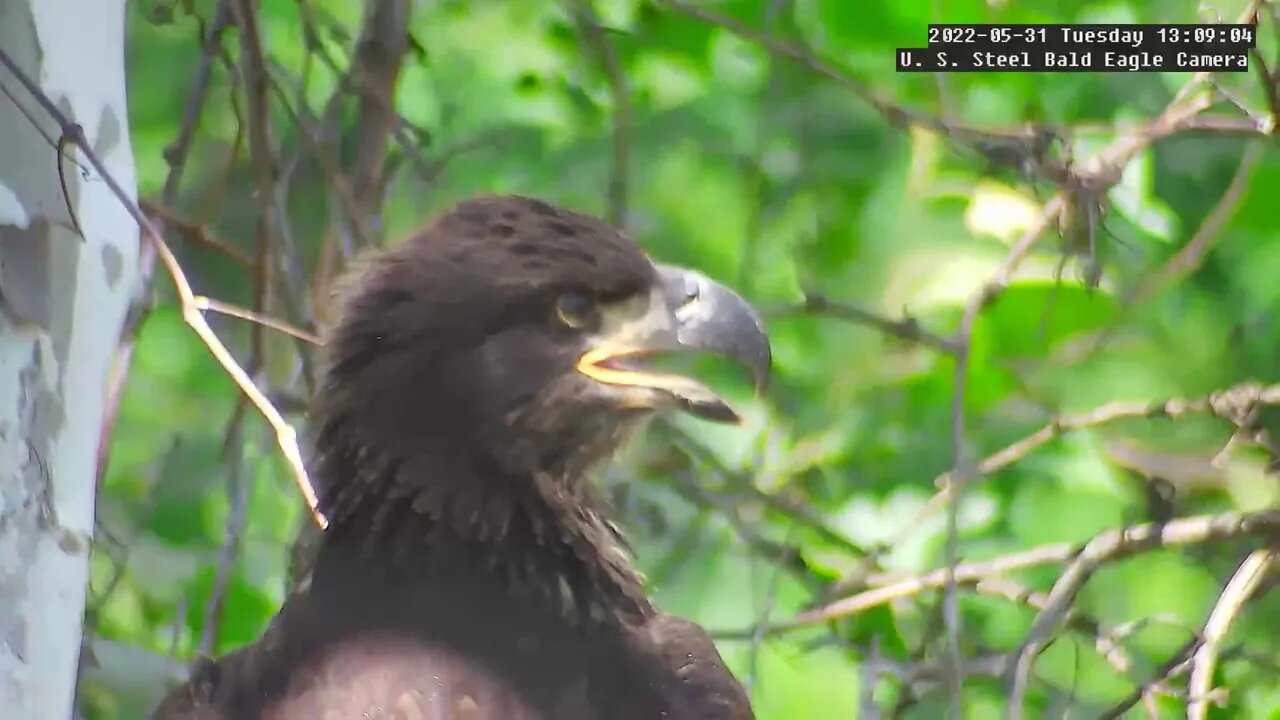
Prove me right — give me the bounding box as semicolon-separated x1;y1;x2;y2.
80;0;1279;717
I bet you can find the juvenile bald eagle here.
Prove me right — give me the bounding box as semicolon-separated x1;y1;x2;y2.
153;196;770;719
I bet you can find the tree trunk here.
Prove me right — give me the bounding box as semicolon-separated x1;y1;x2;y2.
0;1;139;716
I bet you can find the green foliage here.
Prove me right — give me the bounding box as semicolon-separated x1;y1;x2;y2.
84;0;1280;717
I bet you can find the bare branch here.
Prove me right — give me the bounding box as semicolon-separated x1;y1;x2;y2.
0;45;325;528
570;0;632;227
715;508;1280;645
655;0;960;133
1187;548;1275;720
161;0;233;203
826;380;1280;621
1098;634;1201;719
263;72;374;250
96;0;232;485
1004;511;1280;716
139;199;255;267
768;292;959;353
348;0;411;233
197;425;250;656
943;195;1066;712
229;0;280;371
193;296;322;345
1126;140;1263;304
974;578;1133;674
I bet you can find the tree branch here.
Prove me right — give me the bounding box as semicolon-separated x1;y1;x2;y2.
0;46;325;528
348;0;410;234
768;292;959;353
1004;511;1280;716
1186;548;1275;720
570;0;632;227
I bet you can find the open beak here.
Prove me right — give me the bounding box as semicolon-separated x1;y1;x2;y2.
576;263;771;423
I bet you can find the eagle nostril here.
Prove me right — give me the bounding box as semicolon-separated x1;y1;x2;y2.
681;278;700;306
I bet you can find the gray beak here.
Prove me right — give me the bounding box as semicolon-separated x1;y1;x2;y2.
576;263;771;423
655;264;771;392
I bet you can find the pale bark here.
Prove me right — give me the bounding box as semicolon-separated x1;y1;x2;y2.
0;0;139;716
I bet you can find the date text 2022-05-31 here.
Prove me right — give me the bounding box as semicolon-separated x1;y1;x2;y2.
898;22;1255;72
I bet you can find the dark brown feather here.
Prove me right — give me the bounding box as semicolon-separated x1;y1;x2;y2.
153;196;753;720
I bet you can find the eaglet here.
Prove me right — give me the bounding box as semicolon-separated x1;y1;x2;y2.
153;195;771;720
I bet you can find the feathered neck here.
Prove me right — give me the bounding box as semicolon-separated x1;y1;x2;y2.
307;413;654;626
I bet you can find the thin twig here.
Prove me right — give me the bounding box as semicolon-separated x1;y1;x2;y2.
855;381;1280;618
974;578;1132;674
735;0;790;296
768;293;959;353
194;296;322;345
654;0;944;132
745;524;793;695
1004;512;1280;716
139;198;255;267
347;0;411;235
570;0;632;227
947;44;1260;703
96;0;231;483
229;0;279;368
0;76;91;180
161;0;233;202
942;194;1065;713
737;540;1082;636
192;1;299;646
1098;635;1201;719
1126;140;1262;305
0;45;325;528
859;637;882;719
1075;139;1266;365
942;382;1280;494
230;0;283;438
197;424;250;656
194;84;247;222
263;72;374;250
292;0;441;187
659;424;867;560
1186;548;1274;720
715;509;1280;638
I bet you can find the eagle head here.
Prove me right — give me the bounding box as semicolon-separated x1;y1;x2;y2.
313;195;770;530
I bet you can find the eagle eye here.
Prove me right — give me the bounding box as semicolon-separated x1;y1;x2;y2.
555;291;597;330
